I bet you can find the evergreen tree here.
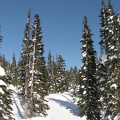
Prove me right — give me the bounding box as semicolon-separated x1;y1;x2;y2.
99;0;120;119
1;55;7;72
0;67;13;120
11;53;17;86
29;14;49;117
17;8;31;119
55;55;66;93
98;1;110;119
0;23;13;120
0;55;11;76
47;51;55;93
78;16;100;120
104;0;120;118
67;66;79;96
96;60;108;119
23;8;31;119
99;0;108;60
17;58;25;95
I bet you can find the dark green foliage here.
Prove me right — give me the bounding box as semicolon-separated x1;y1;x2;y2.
17;58;25;95
47;51;56;93
99;0;120;119
78;16;100;120
0;75;13;120
11;53;17;86
54;55;66;93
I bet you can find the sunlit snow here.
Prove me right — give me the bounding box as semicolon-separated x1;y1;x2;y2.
0;66;6;76
9;85;86;120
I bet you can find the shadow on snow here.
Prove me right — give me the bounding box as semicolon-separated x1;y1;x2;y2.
11;89;24;119
49;98;80;116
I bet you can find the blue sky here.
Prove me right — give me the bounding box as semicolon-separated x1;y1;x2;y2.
0;0;120;70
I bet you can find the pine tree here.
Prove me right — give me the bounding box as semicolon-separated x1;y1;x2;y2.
0;67;13;120
1;55;7;72
99;0;108;60
29;14;49;117
0;26;13;120
17;58;25;95
104;0;120;118
99;0;120;119
47;51;55;93
11;53;17;86
78;16;100;120
17;8;31;119
55;55;66;93
67;67;79;96
23;8;31;119
98;1;110;119
96;59;108;119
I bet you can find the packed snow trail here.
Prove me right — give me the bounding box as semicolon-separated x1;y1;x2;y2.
46;92;86;120
10;85;86;120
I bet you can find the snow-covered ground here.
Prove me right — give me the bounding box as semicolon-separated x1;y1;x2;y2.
9;85;86;120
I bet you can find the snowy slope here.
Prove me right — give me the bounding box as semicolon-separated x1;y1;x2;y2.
10;85;86;120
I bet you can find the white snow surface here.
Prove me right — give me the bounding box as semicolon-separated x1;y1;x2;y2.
0;66;6;76
82;52;87;57
0;79;7;86
9;85;86;120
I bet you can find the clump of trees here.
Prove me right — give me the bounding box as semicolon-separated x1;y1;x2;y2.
78;0;120;119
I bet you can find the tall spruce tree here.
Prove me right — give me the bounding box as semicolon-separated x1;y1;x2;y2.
78;16;100;120
17;8;31;119
23;8;31;119
98;1;110;119
47;51;55;93
99;0;120;119
99;0;108;60
29;14;49;117
55;55;66;93
104;0;120;118
11;53;17;86
0;30;13;119
17;58;25;95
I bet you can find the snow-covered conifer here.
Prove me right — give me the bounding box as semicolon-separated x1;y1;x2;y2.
104;0;120;118
99;0;120;119
0;66;13;120
29;14;49;117
11;53;17;86
78;16;100;120
55;55;66;93
47;51;56;93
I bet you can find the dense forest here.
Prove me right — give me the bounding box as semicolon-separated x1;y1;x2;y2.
0;0;120;120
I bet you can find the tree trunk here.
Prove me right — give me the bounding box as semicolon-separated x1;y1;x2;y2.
30;40;36;117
